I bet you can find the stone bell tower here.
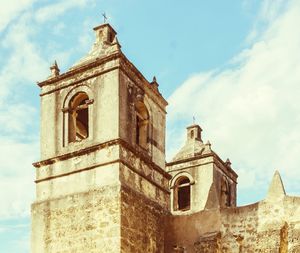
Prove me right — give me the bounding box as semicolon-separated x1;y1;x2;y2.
166;124;237;214
31;23;170;253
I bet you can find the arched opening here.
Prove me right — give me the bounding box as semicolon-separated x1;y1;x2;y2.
221;177;231;207
135;101;149;149
190;130;194;139
174;176;191;211
68;92;89;143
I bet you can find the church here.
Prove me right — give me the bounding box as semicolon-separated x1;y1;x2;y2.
31;22;300;252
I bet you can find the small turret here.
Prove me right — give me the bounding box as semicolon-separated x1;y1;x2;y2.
167;124;238;214
71;23;121;69
150;76;159;92
49;60;60;78
187;124;202;142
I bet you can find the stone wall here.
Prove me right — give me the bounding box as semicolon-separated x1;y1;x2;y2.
119;69;167;169
164;209;221;252
31;185;121;253
218;197;300;252
194;232;221;253
120;185;168;253
219;203;259;252
166;195;300;252
119;145;170;209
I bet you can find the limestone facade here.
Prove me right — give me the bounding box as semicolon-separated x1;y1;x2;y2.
31;23;300;252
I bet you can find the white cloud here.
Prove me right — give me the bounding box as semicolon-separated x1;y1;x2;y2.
0;0;98;219
0;140;38;218
78;18;96;52
167;0;300;203
0;0;37;32
0;14;49;105
246;0;288;43
0;13;42;219
0;104;37;134
34;0;89;23
259;0;287;22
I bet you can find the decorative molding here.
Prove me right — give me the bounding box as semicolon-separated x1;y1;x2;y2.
166;152;238;182
33;138;171;180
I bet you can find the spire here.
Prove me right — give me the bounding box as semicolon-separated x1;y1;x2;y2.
49;60;60;78
266;170;286;201
206;140;212;152
225;158;231;167
150;76;159;92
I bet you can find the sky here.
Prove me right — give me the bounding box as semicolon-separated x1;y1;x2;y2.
0;0;300;252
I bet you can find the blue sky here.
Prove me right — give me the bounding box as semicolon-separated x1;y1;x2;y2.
1;0;300;252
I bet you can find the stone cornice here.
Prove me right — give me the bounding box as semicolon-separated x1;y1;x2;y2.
166;153;214;167
120;139;172;180
166;160;214;174
166;152;238;182
33;138;171;180
34;158;170;194
118;54;168;108
40;65;119;97
33;139;119;167
212;152;238;179
37;53;121;87
37;52;168;110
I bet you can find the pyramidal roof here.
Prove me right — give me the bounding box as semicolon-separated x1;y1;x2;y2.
266;170;286;201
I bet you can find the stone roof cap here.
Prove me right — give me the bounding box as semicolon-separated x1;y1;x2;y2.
171;124;210;162
70;23;121;70
266;170;286;201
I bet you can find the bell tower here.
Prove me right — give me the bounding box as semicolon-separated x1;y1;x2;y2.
166;124;238;214
31;23;170;253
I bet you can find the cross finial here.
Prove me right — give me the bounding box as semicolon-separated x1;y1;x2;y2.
193;116;195;124
102;12;107;23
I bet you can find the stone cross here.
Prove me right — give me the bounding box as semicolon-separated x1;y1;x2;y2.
102;12;107;23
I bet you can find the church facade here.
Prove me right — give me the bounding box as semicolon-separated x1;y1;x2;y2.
31;23;300;252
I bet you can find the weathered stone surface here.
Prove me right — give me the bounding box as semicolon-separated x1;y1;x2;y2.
32;22;169;253
194;232;221;253
166;125;237;214
31;185;121;253
31;21;300;253
120;185;168;253
266;170;286;201
167;193;300;252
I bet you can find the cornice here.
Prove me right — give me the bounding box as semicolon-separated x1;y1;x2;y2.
33;138;171;180
166;153;214;167
35;158;170;194
37;52;121;87
118;54;168;107
166;152;238;182
37;52;168;110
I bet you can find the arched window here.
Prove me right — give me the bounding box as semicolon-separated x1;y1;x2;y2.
68;92;90;143
135;101;149;149
221;177;231;207
190;130;194;139
174;176;191;211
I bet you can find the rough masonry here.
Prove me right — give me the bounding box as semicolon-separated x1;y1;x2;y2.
31;22;300;253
